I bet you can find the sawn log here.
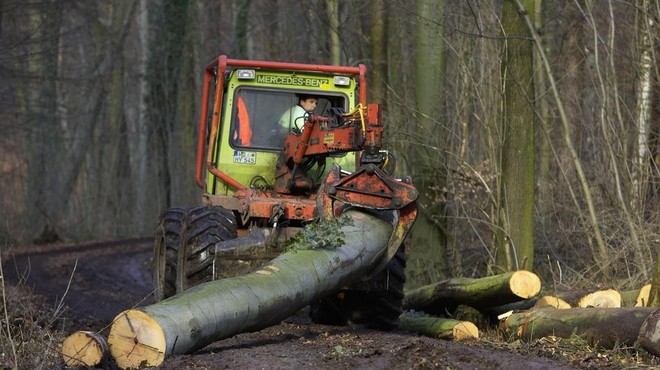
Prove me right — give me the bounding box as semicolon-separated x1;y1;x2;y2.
402;270;541;315
62;331;108;367
553;288;621;308
501;307;656;348
399;312;478;340
107;210;393;369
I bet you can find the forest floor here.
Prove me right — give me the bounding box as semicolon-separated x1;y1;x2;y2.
1;239;657;369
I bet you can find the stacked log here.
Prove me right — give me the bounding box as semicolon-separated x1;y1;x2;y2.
399;312;479;341
61;331;108;367
402;270;542;315
500;307;656;348
533;295;571;309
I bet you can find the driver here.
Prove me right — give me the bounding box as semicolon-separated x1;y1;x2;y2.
277;94;318;135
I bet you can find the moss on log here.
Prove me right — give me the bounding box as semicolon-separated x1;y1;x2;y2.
107;211;393;369
399;312;478;340
501;307;655;348
402;270;541;315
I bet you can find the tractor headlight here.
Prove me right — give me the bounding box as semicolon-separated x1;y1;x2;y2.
334;76;350;86
237;69;256;80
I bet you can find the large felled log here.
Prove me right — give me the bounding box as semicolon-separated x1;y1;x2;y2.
554;288;621;308
107;211;393;369
638;309;660;356
62;331;108;367
402;270;541;315
399;312;478;340
501;307;655;348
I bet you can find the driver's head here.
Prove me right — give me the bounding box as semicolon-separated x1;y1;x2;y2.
297;94;318;112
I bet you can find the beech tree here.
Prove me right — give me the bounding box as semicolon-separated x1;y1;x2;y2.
494;0;535;271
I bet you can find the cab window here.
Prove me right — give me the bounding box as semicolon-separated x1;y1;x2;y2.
230;89;347;151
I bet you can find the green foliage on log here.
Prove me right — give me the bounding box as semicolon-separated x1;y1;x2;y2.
285;215;353;251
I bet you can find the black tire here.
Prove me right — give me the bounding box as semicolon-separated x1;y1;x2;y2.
178;206;237;292
310;246;407;331
153;208;186;302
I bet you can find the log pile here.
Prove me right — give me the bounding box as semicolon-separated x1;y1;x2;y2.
60;222;660;369
401;272;660;355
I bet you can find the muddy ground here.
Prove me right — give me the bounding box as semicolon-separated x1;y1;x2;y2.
3;239;589;369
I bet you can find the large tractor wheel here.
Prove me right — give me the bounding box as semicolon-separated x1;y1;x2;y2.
310;245;407;331
177;206;237;292
152;208;186;302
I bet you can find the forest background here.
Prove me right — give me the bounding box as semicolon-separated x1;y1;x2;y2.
0;0;658;291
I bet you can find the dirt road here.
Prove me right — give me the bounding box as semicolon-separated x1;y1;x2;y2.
3;239;580;369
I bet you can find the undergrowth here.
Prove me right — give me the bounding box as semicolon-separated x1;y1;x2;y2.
482;326;660;369
0;254;66;370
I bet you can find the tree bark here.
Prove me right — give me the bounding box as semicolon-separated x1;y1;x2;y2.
639;309;660;356
62;331;109;367
501;307;656;348
399;312;478;340
402;270;541;315
107;211;393;369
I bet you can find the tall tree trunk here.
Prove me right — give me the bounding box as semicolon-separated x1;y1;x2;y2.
495;0;536;271
408;0;448;285
326;0;341;65
232;0;251;59
369;0;387;103
632;0;654;211
125;0;150;233
24;1;64;238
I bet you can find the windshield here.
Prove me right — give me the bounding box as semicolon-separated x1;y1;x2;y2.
230;88;347;151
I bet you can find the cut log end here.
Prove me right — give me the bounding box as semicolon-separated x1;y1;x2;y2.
577;289;621;308
533;295;571;310
508;270;542;299
108;309;167;369
62;331;108;367
637;284;651;307
452;321;479;340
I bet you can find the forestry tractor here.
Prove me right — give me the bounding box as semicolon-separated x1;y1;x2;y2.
152;55;418;330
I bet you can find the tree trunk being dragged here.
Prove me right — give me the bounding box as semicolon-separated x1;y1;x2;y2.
107;211;393;369
62;331;108;367
501;307;655;348
403;270;541;315
399;312;478;340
